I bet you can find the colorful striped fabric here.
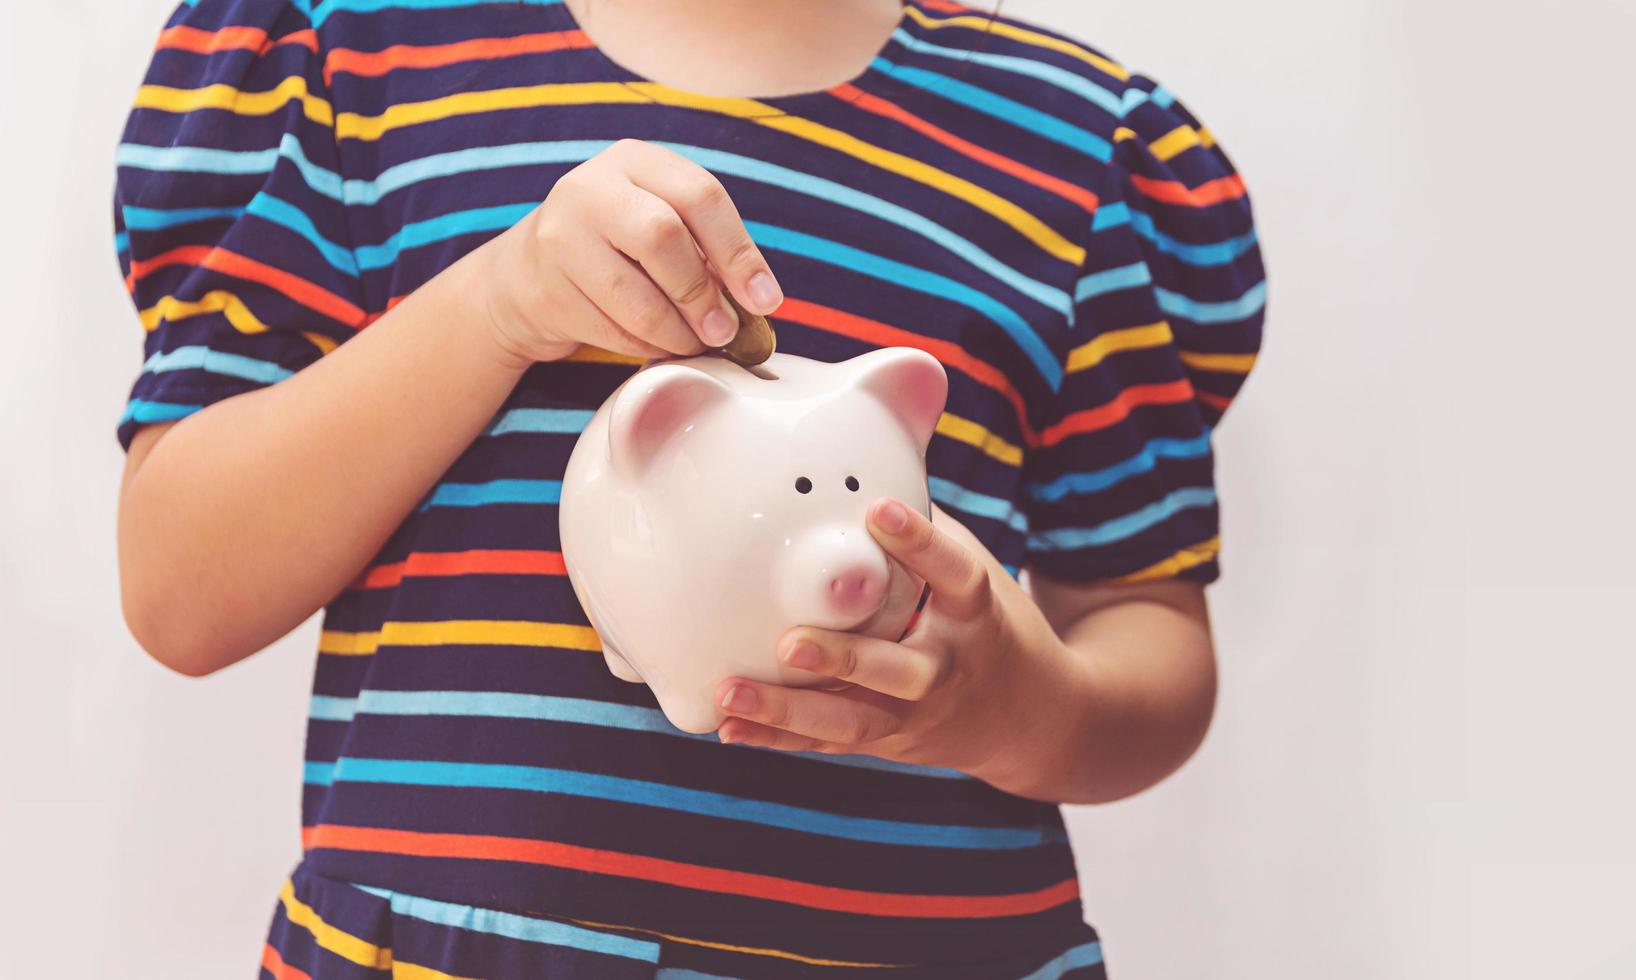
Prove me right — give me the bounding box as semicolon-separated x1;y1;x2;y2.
113;0;1263;975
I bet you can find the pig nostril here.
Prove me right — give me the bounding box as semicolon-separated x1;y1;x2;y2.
828;567;886;612
795;476;812;494
845;475;860;491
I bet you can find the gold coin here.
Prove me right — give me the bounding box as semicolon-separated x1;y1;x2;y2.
714;290;776;366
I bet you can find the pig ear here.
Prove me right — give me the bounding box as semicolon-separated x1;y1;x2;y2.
607;364;734;478
849;348;948;450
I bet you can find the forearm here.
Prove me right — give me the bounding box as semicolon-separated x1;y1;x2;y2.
118;242;531;675
977;585;1218;805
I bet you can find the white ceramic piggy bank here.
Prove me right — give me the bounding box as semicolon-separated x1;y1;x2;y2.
558;348;949;733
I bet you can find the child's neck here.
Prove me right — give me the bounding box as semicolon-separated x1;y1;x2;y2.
564;0;907;99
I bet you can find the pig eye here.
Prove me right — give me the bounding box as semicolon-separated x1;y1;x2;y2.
845;476;860;492
795;477;813;494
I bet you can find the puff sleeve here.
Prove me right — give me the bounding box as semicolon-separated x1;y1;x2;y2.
112;0;363;451
1022;76;1266;584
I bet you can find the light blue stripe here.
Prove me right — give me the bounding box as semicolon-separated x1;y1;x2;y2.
342;140;611;206
1029;486;1217;550
349;883;660;961
1156;281;1268;323
421;479;562;509
1028;433;1212;502
141;345;293;385
1092;202;1129;232
246;194;359;274
747;221;1062;389
656;971;734;980
660;144;1069;312
116;133;343;202
1075;261;1152;302
117;142;280;175
929;476;1028;533
354;203;532;270
308;694;357;722
1127;208;1259;267
310;0;559;28
1016;941;1106;980
119;400;201;425
335;139;1067;310
485;407;595;436
1150;85;1177;109
1089;203;1259;268
873;58;1112;161
353;689;972;781
114;231;129;253
326;757;1065;850
889;28;1124;118
1002;563;1019;579
122;204;245;230
303;760;335;786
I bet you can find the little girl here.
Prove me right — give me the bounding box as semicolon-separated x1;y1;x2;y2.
113;0;1263;976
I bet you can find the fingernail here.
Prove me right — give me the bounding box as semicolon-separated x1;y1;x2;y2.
783;640;820;669
721;684;757;713
747;271;782;313
875;499;910;534
702;307;737;347
717;725;742;745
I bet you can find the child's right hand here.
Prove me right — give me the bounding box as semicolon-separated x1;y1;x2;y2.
477;139;785;365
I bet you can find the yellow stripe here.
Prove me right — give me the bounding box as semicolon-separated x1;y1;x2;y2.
332;80;1082;265
381;620;602;650
135;75;333;128
1198;126;1217;148
393;962;477;980
319;630;380;656
1112;126;1137;143
140;290;269;334
278;879;393;970
1116;537;1221;583
1179;350;1258;373
567;917;892;968
902;5;1129;81
334;82;647;140
1065;321;1173;374
302;331;340;355
1148;125;1201;162
936;412;1022;467
565;345;644;365
320;621;601;654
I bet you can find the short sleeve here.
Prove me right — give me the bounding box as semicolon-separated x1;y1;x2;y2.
113;0;363;451
1022;75;1266;585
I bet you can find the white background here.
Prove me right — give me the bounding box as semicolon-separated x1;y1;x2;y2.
2;1;1632;977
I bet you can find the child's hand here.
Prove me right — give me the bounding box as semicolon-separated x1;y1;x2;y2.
476;139;784;365
713;500;1073;784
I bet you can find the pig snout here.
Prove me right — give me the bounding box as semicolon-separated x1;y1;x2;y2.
828;562;888;617
776;529;892;630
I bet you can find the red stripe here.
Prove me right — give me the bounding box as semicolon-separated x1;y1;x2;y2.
920;0;975;12
1196;390;1231;411
775;298;1036;445
350;549;565;590
1128;172;1246;208
260;943;312;980
157;25;318;56
302;823;1079;919
325;31;593;83
1038;378;1194;447
831;84;1101;214
127;245;365;328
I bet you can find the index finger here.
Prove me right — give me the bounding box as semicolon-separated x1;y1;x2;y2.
615;141;784;315
867;498;992;619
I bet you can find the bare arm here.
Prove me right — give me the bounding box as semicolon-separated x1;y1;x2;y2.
1009;575;1217;804
119;141;782;676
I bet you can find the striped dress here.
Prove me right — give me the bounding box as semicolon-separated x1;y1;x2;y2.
112;0;1265;976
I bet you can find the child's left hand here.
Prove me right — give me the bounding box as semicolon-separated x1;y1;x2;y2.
714;497;1071;782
